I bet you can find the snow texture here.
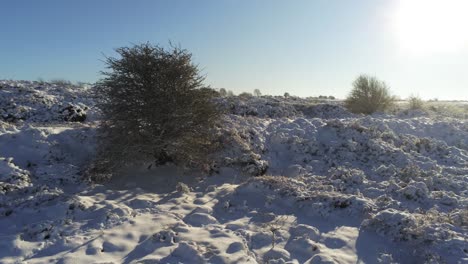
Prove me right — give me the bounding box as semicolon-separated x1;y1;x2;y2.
0;81;466;263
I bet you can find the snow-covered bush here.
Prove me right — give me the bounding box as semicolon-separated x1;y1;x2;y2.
60;103;87;122
363;209;418;241
0;80;94;123
214;116;269;176
329;167;366;185
0;158;32;216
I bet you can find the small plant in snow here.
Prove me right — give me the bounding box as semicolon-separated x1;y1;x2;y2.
223;200;231;209
377;253;397;264
152;229;179;244
263;215;289;249
398;163;423;182
265;195;276;207
176;182;190;194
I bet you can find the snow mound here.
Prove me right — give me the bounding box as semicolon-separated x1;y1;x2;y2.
0;80;95;123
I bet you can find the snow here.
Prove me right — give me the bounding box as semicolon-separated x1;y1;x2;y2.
0;80;467;263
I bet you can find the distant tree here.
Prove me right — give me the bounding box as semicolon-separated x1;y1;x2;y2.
328;95;336;100
227;90;234;97
219;88;227;97
253;89;262;97
345;75;395;114
92;43;221;180
284;92;290;98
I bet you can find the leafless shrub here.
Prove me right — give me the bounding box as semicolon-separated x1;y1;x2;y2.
263;215;290;249
408;95;425;110
345;75;396;114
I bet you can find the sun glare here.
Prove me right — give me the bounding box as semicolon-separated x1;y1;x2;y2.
395;0;468;54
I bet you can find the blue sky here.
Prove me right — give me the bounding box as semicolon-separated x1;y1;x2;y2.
1;0;467;99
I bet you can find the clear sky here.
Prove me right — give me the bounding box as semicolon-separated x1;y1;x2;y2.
1;0;467;100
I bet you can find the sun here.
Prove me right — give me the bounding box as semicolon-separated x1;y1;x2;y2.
395;0;468;54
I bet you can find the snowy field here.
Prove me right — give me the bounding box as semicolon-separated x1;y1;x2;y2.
0;80;467;263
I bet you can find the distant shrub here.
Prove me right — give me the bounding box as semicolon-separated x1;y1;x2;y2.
200;87;220;97
219;88;227;97
238;92;253;99
426;102;468;118
253;89;262;97
328;96;335;100
345;75;395;114
91;43;221;179
408;95;425;110
50;79;72;86
76;81;90;88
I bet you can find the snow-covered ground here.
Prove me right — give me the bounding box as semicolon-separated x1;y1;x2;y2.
0;80;466;263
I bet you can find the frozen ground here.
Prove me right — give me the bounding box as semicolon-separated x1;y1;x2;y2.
0;80;466;263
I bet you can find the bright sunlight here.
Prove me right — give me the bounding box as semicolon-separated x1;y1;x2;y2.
395;0;468;54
